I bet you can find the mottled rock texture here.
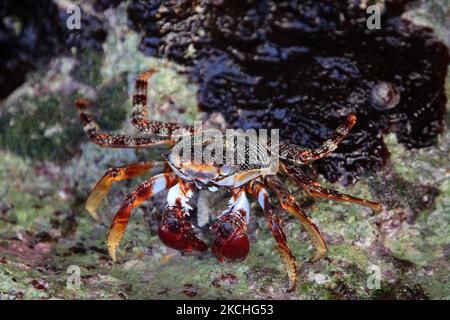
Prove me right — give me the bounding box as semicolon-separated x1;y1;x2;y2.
0;0;448;299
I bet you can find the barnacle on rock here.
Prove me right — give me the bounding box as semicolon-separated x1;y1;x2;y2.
371;82;401;111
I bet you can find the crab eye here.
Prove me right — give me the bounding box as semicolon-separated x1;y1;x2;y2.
219;165;234;176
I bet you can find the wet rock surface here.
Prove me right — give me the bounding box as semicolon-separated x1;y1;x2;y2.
0;0;108;100
128;0;449;185
0;0;449;299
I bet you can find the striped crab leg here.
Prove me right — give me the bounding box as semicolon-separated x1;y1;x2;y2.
281;162;382;212
131;69;194;136
158;181;207;252
75;98;175;148
107;172;178;261
85;161;168;222
265;175;328;262
279;114;356;164
249;180;297;292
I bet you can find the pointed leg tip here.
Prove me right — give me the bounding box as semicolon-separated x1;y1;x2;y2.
309;249;327;263
74;98;90;109
108;246;117;262
287;282;297;293
107;230;120;262
348;113;357;123
286;266;298;293
140;69;159;80
371;203;383;213
86;207;100;222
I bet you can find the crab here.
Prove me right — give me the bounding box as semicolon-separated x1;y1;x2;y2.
75;69;382;291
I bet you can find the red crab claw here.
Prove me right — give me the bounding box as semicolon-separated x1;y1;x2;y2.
158;206;207;252
211;210;250;262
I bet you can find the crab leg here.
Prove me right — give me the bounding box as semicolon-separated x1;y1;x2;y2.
249;181;297;292
279;114;356;164
85;161;168;222
131;69;194;136
265;175;327;262
107;172;178;261
158;181;207;252
75;98;175;148
211;188;251;262
281;162;382;212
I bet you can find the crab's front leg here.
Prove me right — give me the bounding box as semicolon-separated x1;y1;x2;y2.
107;172;178;261
158;181;207;252
86;161;167;222
249;180;297;291
211;188;251;262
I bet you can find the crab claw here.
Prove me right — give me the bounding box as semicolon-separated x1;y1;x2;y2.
158;206;207;252
211;211;250;262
